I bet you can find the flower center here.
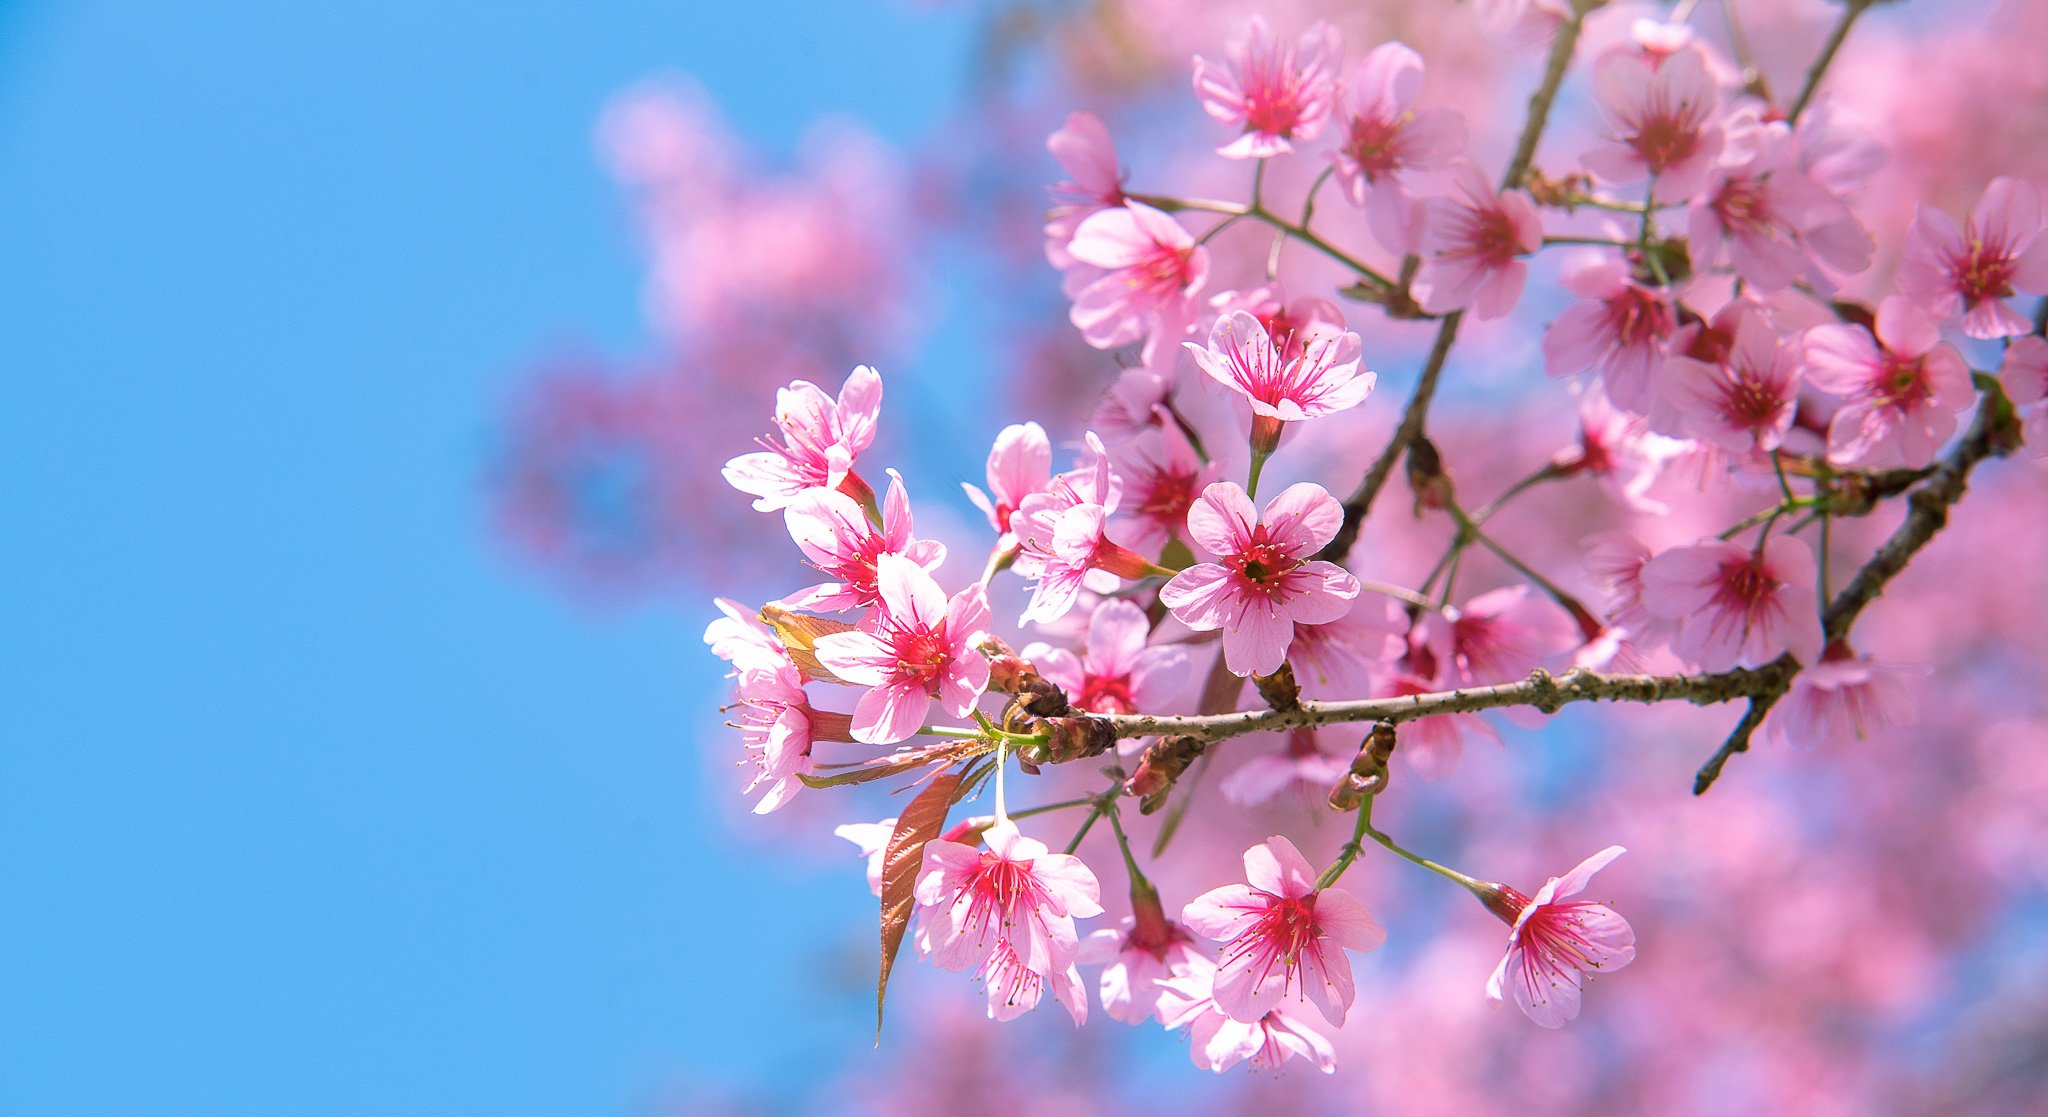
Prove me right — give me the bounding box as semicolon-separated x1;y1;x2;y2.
1633;111;1700;171
1343;113;1403;179
896;628;952;692
1229;535;1299;596
1077;672;1137;714
1957;236;2016;305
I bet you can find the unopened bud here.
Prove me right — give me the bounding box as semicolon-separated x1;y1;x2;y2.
1124;735;1206;812
1036;716;1116;765
1327;722;1396;811
1253;663;1301;711
1407;437;1454;516
1471;880;1533;925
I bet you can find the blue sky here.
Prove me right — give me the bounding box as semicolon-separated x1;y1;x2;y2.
0;2;984;1112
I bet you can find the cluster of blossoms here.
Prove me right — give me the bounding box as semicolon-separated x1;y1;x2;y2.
688;0;2042;1086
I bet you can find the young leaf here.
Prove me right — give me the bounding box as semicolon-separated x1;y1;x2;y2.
875;768;961;1040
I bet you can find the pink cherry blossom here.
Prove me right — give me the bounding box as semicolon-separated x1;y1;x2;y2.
1157;961;1338;1075
1543;251;1677;412
1583;530;1674;649
1640;536;1825;671
915;819;1104;1023
1210;284;1346;363
1374;671;1502;781
1089;365;1171;444
1768;645;1918;748
1025;598;1188;715
1192;17;1342;159
1420;585;1580;689
811;554;993;744
1077;897;1204;1025
1107;418;1216;558
1327;41;1466;255
2000;336;2048;459
1413;161;1543;319
1581;45;1724;201
1804;296;1975;468
833;816;897;896
1689;108;1873;293
1663;305;1803;453
703;596;786;673
1220;728;1351;808
1482;846;1637;1028
1064;201;1210;350
782;472;945;612
706;607;854;814
1044;111;1126;268
1181;834;1385;1025
1159;482;1362;677
1560;382;1680;514
1287;597;1406;698
1183;310;1375;453
721;365;882;512
963;421;1053;540
1012;433;1150;625
1897;175;2048;339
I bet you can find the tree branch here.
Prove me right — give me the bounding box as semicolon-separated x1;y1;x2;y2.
1320;3;1587;564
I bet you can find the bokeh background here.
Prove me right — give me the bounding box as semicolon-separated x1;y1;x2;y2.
7;1;2048;1114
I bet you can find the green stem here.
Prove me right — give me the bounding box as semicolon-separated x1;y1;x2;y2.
1364;825;1487;895
1787;0;1869;123
1542;235;1635;248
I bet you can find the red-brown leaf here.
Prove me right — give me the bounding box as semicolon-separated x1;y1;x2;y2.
874;769;962;1040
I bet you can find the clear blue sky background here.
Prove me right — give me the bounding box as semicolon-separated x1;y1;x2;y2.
0;2;983;1112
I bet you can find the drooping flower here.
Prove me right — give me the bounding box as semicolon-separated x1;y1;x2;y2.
721;365;883;512
1078;886;1204;1025
705;604;855;814
1219;728;1352;808
916;820;1104;1024
1897;175;2048;339
1543;250;1677;412
1326;41;1466;255
1639;536;1824;671
1804;296;1975;468
1065;202;1211;350
782;472;945;612
1581;44;1724;201
1160;482;1362;678
1025;598;1188;716
1373;671;1502;780
1192;17;1343;159
1769;645;1918;748
810;554;993;744
1045;111;1126;268
1157;960;1339;1075
963;421;1054;541
1479;846;1637;1028
1663;305;1803;453
1181;835;1385;1025
1413;161;1543;319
